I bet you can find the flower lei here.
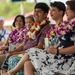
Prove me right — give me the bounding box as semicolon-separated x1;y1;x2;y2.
9;27;26;45
46;18;75;41
26;18;50;40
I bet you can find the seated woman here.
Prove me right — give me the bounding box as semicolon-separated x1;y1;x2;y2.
24;1;75;75
0;15;26;54
0;15;27;69
8;15;35;75
2;2;51;75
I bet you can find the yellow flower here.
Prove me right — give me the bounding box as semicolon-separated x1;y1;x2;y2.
68;25;72;30
50;31;55;36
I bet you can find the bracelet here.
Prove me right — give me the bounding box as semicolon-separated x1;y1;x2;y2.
57;49;59;55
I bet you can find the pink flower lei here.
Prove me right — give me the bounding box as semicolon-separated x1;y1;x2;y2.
46;18;75;40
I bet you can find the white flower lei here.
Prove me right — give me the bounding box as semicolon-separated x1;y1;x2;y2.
26;19;49;40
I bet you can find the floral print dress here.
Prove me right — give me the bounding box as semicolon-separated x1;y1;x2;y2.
8;27;27;75
26;18;75;75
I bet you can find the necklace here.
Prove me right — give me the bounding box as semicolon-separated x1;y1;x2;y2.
46;18;75;41
26;18;50;40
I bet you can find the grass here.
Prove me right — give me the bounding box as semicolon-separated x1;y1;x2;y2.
0;1;35;19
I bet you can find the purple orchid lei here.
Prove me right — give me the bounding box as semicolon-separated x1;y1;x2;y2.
46;18;75;41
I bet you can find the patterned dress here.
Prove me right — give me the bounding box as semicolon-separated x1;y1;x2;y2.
8;27;27;75
26;18;75;75
8;24;51;75
8;56;24;75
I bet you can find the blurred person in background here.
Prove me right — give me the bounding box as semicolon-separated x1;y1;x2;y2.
0;16;11;45
7;14;35;75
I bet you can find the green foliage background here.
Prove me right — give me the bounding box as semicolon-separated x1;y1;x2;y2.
0;1;35;19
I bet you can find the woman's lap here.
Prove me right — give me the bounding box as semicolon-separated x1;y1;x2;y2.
26;47;75;75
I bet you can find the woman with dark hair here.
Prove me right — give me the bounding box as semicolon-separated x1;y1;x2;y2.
13;15;25;27
8;15;26;46
0;15;26;53
0;15;27;74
